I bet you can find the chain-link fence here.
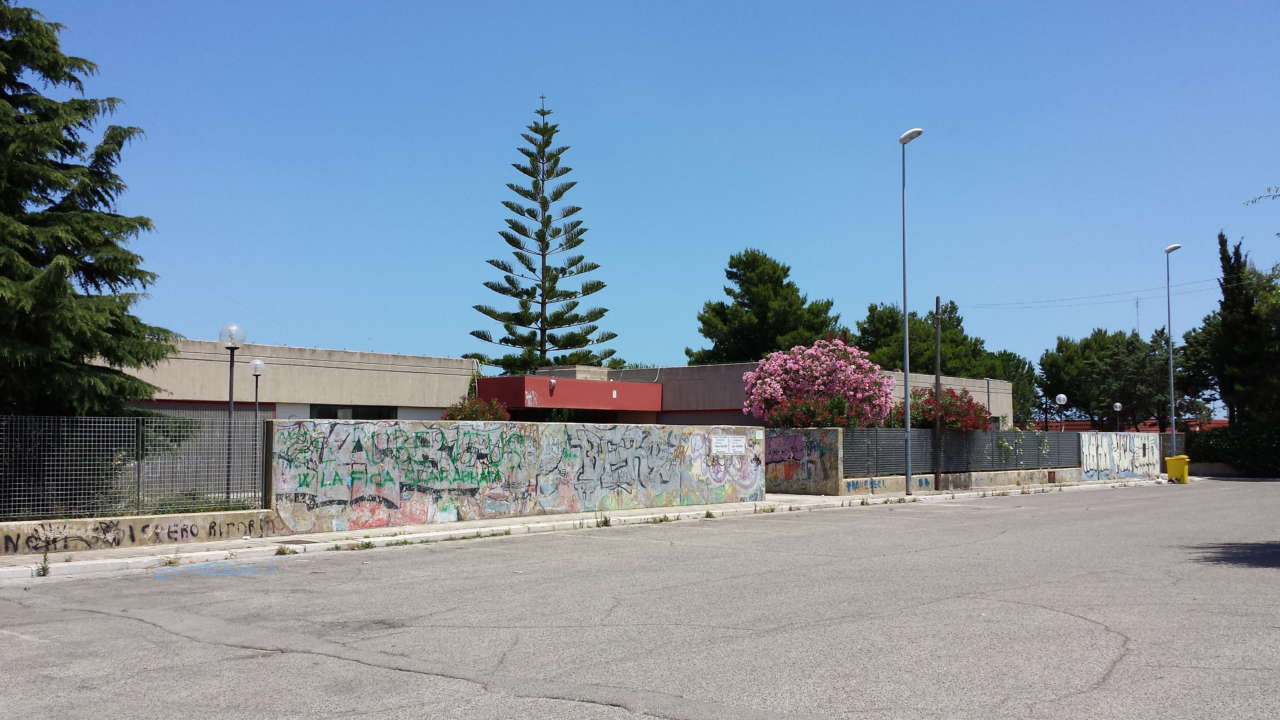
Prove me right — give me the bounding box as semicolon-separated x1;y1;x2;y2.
0;416;264;522
842;428;1082;477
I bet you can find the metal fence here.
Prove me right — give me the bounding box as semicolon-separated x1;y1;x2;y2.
842;428;1082;477
0;416;265;522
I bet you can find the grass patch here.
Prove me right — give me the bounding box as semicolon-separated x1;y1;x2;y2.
645;514;674;524
275;545;298;556
704;510;716;519
755;504;775;513
386;538;413;547
860;497;870;505
142;491;256;516
596;513;612;528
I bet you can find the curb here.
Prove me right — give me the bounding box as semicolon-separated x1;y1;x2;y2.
0;478;1169;581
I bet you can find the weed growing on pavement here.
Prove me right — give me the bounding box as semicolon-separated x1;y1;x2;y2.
327;544;341;551
162;555;179;566
386;539;413;547
596;513;611;528
1021;487;1031;495
275;545;298;556
646;515;674;524
704;510;716;519
860;498;870;505
755;504;775;513
349;541;376;550
35;548;49;577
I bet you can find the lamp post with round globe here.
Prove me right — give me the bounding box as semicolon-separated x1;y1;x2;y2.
219;323;245;500
1054;394;1067;432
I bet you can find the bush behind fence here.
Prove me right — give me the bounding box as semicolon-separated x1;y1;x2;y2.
0;416;264;522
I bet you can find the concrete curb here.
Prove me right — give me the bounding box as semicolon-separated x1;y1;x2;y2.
0;477;1171;581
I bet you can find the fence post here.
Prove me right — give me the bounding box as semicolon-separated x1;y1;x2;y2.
134;417;145;514
260;419;274;510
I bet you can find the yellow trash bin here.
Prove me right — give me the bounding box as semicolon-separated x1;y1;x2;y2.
1165;455;1190;484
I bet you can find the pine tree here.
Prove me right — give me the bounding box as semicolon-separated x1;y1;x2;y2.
0;2;175;415
469;100;617;375
686;249;841;365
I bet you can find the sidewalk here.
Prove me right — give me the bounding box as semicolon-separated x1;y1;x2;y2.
0;478;1171;581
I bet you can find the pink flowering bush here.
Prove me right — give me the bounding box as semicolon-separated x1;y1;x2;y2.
743;338;894;428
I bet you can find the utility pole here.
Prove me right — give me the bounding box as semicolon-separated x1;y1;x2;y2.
933;296;943;491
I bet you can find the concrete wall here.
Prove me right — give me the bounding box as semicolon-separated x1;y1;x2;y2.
765;428;844;495
1080;432;1160;480
1;510;281;555
125;339;476;410
271;420;766;533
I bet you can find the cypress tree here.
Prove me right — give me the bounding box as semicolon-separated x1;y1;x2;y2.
0;2;175;415
470;100;617;374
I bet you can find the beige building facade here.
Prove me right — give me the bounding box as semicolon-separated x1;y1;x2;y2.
128;340;477;420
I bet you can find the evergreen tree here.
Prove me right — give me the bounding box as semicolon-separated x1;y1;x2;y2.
852;301;1039;425
685;249;840;365
1204;233;1280;425
469;100;616;375
0;2;175;415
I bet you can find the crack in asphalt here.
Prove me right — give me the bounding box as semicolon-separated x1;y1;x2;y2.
1;595;802;720
980;596;1134;707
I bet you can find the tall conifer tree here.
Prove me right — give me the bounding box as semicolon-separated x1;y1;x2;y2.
0;2;175;415
469;100;617;375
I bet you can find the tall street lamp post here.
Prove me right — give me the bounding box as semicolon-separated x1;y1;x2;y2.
1165;243;1182;458
1054;393;1067;432
899;127;923;495
219;323;245;500
1113;401;1123;433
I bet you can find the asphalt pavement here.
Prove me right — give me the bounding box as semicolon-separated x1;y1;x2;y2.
1;478;1277;719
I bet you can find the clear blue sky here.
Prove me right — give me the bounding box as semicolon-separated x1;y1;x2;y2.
45;0;1280;369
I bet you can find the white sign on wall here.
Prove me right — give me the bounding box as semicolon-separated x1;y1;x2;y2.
710;435;747;456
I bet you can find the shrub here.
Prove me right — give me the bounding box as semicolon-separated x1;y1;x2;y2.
883;388;991;432
441;395;510;421
743;338;894;428
1186;426;1279;477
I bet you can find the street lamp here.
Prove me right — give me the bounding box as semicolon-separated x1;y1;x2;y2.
219;323;245;500
1113;401;1123;433
899;127;923;495
1054;393;1067;432
1165;243;1182;457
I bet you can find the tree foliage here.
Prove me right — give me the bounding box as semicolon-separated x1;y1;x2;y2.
1036;327;1206;432
742;338;893;428
0;2;175;415
883;388;992;432
686;249;840;365
852;301;1038;424
469;101;617;375
1183;233;1280;426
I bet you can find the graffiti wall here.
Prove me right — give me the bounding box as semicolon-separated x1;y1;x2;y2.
765;428;843;494
1;510;280;555
271;420;766;533
1080;432;1160;481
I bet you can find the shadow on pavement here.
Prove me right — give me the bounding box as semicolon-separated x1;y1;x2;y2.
1190;542;1280;568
